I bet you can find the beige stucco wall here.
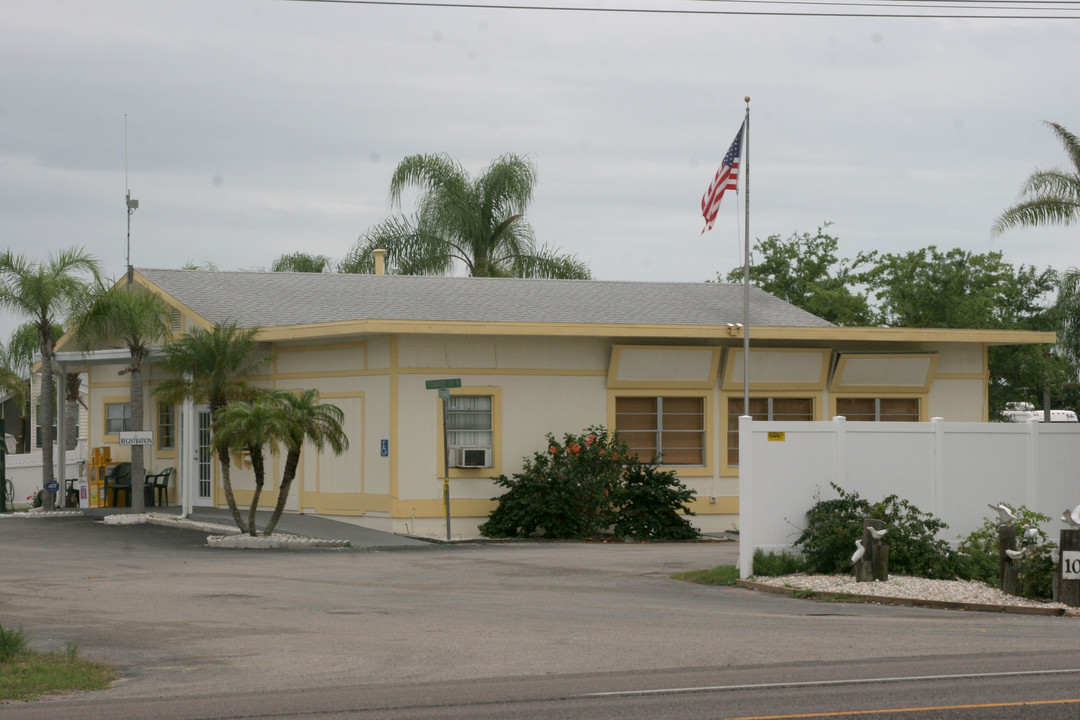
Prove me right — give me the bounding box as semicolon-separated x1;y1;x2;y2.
77;331;1003;537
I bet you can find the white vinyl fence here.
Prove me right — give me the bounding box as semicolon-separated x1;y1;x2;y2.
737;416;1080;578
3;443;87;508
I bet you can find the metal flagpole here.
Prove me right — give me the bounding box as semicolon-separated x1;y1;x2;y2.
742;97;751;414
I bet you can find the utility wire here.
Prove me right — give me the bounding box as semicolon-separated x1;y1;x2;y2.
280;0;1080;19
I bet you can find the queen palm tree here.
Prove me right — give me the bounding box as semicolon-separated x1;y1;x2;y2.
211;391;291;535
75;283;174;512
993;122;1080;236
340;153;591;279
264;389;348;536
0;248;101;510
154;322;266;531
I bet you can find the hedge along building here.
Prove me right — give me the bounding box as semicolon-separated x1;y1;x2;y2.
58;265;1055;537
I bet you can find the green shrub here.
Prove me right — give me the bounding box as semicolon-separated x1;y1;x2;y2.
479;425;699;541
0;625;29;663
956;506;1055;599
611;458;699;540
794;483;961;579
753;549;808;576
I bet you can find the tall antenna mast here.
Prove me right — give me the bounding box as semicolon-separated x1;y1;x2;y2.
125;115;138;287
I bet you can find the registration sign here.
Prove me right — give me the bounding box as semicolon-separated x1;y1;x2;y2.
119;431;154;446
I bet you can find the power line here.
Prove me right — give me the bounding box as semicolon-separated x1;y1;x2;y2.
279;0;1080;19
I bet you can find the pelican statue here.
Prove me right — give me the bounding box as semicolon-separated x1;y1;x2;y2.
851;539;866;564
989;503;1016;525
868;527;888;541
1063;505;1080;528
1022;525;1039;542
1005;548;1026;561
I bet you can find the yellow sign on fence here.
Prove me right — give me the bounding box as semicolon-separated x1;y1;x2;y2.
767;432;786;442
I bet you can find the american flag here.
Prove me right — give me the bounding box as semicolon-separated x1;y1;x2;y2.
701;124;744;234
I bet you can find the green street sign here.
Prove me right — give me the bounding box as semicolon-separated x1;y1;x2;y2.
425;378;461;390
438;388;450;400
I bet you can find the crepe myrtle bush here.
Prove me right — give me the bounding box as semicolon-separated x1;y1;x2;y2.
479;425;699;540
795;483;962;579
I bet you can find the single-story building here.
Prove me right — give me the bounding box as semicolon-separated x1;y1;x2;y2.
56;265;1055;537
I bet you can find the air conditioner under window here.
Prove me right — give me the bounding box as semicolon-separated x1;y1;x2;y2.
449;447;491;468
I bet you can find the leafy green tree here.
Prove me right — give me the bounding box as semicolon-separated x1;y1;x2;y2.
341;153;591;279
0;248;101;509
154;323;266;531
858;246;1064;416
858;246;1056;330
263;389;348;536
724;224;873;326
75;284;174;512
993;122;1080;236
211;391;291;535
271;252;334;273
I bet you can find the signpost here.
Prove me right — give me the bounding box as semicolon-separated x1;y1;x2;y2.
426;379;461;541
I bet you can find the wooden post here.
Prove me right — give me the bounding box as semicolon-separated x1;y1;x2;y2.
856;519;885;583
1060;528;1080;608
999;524;1021;596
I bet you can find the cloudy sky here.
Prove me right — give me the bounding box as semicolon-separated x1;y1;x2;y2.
1;0;1077;342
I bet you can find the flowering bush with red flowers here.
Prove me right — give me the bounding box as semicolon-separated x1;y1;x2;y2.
479;425;699;540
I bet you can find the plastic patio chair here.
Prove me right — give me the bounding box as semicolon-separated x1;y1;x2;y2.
104;462;132;508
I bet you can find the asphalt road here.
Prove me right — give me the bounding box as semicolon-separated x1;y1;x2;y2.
2;514;1080;719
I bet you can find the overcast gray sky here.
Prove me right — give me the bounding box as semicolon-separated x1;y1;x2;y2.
2;0;1077;343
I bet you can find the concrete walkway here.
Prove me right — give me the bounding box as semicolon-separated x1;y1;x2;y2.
79;505;431;548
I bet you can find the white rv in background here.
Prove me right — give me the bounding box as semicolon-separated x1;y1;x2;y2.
1002;402;1079;423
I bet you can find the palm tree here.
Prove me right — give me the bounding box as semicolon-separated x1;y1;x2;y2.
271;252;334;273
0;248;101;510
154;322;266;531
340;153;591;279
211;391;291;535
1;326;34;414
264;389;348;536
75;283;174;512
993;122;1080;236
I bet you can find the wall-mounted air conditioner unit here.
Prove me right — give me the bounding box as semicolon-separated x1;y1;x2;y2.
449;447;491;468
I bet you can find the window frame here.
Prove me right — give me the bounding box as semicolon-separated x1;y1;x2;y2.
608;390;713;477
722;392;820;474
157;402;177;454
104;401;132;437
435;386;502;477
833;395;922;423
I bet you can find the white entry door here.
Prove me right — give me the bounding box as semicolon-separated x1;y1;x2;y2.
195;405;214;506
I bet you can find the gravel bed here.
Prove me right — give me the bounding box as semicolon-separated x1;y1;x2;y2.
749;573;1078;615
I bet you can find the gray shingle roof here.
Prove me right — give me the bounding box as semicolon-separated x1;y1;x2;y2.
137;269;834;330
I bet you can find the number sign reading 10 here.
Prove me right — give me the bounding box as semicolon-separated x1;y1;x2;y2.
1063;551;1080;580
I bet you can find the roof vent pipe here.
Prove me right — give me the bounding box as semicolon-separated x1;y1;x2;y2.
373;249;386;276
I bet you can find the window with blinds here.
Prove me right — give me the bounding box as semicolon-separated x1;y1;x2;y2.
727;397;814;467
446;395;493;450
836;397;919;422
106;402;132;435
615;396;705;466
